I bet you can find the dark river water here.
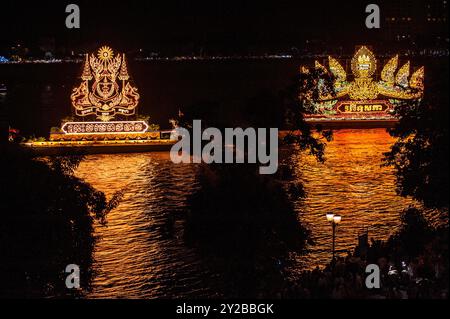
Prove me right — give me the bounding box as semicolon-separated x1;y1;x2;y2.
0;59;440;298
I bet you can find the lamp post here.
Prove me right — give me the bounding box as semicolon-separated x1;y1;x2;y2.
326;213;342;261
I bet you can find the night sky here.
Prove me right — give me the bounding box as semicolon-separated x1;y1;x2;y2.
1;0;383;54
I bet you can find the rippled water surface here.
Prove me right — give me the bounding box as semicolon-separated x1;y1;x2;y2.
293;129;426;269
75;128;425;298
75;152;217;298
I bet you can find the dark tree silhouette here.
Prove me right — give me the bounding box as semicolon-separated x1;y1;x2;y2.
282;67;334;162
178;69;335;297
0;145;122;297
384;64;449;212
185;163;309;297
387;207;435;258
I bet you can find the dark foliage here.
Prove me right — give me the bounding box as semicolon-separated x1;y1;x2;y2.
180;70;336;297
384;207;436;259
282;67;334;162
0;145;122;297
185;163;309;297
284;208;448;299
384;64;449;211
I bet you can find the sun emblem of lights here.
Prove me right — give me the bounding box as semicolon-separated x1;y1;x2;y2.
98;46;114;61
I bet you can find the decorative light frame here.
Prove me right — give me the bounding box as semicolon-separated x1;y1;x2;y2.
61;121;149;135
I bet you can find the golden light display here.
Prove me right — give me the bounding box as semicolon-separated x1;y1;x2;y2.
303;46;425;122
61;121;149;135
48;45;162;144
71;46;140;122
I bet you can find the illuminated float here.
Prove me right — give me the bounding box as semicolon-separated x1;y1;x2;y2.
26;46;175;155
303;46;424;125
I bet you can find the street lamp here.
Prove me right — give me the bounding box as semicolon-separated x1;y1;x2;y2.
325;213;342;261
326;213;335;222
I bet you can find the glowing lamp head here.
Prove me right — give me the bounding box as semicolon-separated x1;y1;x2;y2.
333;215;342;224
98;46;114;62
326;213;335;222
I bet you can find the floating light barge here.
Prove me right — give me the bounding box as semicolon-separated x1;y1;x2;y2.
24;46;176;156
302;46;424;128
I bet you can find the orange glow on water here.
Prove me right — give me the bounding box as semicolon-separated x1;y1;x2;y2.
75;129;431;297
76;153;212;298
293;129;427;269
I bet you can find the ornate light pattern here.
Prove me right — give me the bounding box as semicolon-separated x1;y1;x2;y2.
303;46;424;122
410;67;425;90
348;77;379;100
395;62;410;88
328;56;347;82
315;60;327;73
52;45;155;143
351;46;377;79
300;66;310;74
381;55;398;85
97;46;114;61
61;121;148;135
71;46;140;122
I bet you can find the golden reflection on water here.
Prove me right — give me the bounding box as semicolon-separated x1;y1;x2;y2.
294;129;421;269
75;129;426;297
75;152;213;298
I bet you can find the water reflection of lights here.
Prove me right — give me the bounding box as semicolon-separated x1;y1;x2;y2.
291;129;433;270
76;152;213;298
74;129;436;297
